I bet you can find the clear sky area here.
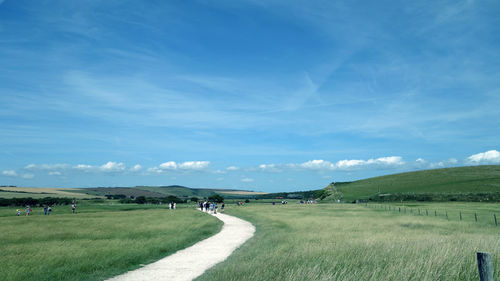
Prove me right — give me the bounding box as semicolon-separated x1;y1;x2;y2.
1;0;499;192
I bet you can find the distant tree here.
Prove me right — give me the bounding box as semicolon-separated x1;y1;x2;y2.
135;196;147;204
208;194;224;203
244;199;250;203
190;197;199;202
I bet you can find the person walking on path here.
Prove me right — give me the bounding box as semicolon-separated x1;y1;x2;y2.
221;203;225;213
26;205;31;216
72;202;76;214
43;205;48;215
213;203;217;214
47;205;51;215
16;209;21;216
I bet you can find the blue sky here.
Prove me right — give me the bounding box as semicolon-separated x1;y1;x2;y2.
1;0;499;192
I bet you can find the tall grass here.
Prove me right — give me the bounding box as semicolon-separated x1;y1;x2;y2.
0;206;222;281
197;203;499;281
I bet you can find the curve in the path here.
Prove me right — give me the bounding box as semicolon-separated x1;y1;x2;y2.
107;211;255;281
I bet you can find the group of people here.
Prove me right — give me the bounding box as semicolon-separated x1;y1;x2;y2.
169;202;177;209
198;201;224;214
43;205;52;215
17;202;77;216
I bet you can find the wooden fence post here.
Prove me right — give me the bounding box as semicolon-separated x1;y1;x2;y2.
399;207;401;213
426;209;428;216
494;214;497;226
477;252;494;281
475;213;478;222
418;208;420;215
435;210;437;217
460;211;462;221
446;211;448;220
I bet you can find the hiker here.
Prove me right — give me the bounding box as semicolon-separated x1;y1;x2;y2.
47;205;51;215
209;202;214;214
26;205;31;216
204;201;209;212
16;209;21;216
173;203;176;209
71;202;76;214
221;202;225;212
213;203;217;214
43;205;48;215
199;201;203;211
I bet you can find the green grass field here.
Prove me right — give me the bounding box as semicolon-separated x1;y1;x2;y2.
0;204;222;281
197;203;500;281
324;165;500;202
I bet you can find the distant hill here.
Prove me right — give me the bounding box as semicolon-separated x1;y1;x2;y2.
0;185;268;200
322;165;500;202
135;185;268;199
74;185;267;199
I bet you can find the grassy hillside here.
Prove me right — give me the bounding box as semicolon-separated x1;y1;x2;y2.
136;185;268;199
0;185;267;200
0;187;102;199
323;165;500;202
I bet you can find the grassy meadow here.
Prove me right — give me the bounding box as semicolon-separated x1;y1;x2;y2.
197;203;500;281
0;204;222;281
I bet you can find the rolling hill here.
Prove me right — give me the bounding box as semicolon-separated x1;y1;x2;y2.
0;185;268;200
323;165;500;202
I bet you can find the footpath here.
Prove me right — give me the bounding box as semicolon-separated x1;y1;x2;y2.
107;210;255;281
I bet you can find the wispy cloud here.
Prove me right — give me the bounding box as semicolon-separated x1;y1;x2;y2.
2;170;18;177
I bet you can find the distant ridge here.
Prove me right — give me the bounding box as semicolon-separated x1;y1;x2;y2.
322;165;500;202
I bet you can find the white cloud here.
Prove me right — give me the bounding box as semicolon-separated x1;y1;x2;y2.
226;166;239;171
467;150;500;164
289;156;405;171
100;161;125;172
241;177;254;182
159;161;177;170
150;161;211;174
147;167;163;174
48;171;62;176
25;163;69;170
258;163;282;172
416;158;426;164
429;161;445;168
178;161;210;170
2;170;18;177
297;159;336;170
21;173;35;179
130;164;142;172
74;164;94;171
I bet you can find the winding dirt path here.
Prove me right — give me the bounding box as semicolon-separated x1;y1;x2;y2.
107;211;255;281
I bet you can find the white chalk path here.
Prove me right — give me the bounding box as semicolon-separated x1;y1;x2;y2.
107;211;255;281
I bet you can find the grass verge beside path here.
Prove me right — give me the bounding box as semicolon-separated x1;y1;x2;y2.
197;203;499;281
0;207;222;281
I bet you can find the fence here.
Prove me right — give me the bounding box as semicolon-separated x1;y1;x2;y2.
363;202;499;226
